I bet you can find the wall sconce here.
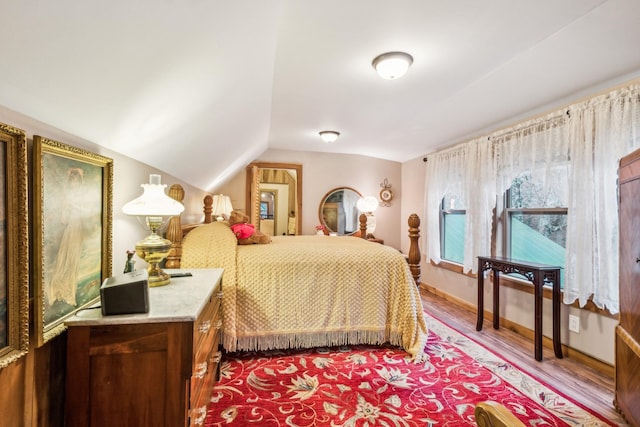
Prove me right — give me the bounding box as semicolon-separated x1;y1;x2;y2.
211;194;233;221
379;178;393;206
122;174;185;287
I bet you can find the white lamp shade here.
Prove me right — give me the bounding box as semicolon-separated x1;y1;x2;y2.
372;52;413;80
212;194;233;218
357;196;379;213
122;174;185;216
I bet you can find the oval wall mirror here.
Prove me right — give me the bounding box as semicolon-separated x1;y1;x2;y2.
318;187;362;235
246;162;302;236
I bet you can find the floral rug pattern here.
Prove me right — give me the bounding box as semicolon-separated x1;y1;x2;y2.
205;313;615;426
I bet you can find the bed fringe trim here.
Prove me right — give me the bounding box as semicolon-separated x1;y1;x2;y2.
222;329;428;363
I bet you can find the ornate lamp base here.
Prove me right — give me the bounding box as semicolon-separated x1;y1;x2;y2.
135;232;172;287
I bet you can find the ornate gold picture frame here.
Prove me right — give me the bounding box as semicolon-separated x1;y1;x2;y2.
0;122;29;368
33;136;113;346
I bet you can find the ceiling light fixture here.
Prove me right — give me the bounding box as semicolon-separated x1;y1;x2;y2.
319;130;340;143
372;51;413;80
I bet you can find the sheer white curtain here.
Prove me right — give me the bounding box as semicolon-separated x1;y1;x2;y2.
462;138;495;273
565;85;640;314
424;143;468;266
424;137;494;274
492;113;569;198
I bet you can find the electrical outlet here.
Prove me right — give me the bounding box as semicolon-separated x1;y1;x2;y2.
569;315;580;333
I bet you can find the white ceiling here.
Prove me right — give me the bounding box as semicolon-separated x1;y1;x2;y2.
2;0;640;190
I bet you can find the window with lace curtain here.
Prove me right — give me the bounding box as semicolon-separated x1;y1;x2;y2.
426;84;640;314
440;194;465;264
504;171;567;286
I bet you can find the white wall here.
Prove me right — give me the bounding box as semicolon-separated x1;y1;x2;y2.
400;155;617;365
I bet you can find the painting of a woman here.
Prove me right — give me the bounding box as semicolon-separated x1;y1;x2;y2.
34;136;112;346
42;154;104;326
47;167;87;306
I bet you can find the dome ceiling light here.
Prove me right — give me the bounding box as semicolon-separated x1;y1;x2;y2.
319;130;340;143
372;51;413;80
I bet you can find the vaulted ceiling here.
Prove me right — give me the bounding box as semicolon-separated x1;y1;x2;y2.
2;1;639;190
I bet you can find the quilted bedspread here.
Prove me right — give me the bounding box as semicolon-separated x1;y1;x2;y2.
181;222;428;361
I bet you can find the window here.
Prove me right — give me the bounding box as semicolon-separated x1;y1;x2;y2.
440;194;465;264
504;172;567;284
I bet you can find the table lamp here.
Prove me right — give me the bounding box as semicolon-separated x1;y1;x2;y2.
357;196;379;238
211;194;233;221
122;174;185;286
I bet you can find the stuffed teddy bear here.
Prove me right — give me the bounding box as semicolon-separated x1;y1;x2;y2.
228;210;272;245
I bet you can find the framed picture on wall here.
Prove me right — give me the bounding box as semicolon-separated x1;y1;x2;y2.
0;122;29;368
33;136;113;346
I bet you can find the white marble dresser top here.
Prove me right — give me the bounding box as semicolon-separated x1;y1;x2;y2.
65;268;223;326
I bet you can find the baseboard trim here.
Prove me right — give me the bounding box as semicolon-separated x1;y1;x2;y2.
418;282;614;378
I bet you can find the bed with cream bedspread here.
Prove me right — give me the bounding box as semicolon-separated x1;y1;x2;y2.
181;222;428;361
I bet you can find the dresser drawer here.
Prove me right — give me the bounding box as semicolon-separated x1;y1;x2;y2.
191;325;221;397
189;350;221;426
193;292;221;351
190;287;223;425
193;298;222;364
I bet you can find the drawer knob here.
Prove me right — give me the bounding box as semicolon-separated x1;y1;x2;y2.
217;290;224;299
194;362;208;379
198;320;211;334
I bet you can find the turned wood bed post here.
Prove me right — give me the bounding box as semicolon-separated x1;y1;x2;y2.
408;213;421;285
203;194;214;224
165;184;185;269
359;213;367;238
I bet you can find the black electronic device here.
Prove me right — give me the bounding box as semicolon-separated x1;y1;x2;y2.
100;269;149;316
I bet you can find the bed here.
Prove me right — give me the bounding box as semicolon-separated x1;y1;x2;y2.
165;185;428;361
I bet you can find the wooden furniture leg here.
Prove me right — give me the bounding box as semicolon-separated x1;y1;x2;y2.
493;269;500;329
476;267;485;331
407;213;421;285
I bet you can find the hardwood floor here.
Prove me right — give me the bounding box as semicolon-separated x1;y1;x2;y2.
419;287;629;426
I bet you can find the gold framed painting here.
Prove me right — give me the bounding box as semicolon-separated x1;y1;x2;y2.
33;136;113;346
0;122;29;368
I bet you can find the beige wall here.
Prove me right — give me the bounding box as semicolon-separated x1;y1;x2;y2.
214;149;405;250
400;155;618;365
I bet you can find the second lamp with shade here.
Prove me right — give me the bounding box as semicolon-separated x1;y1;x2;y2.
211;194;233;221
357;196;379;238
122;174;185;287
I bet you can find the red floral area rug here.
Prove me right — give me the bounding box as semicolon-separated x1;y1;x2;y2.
205;313;617;426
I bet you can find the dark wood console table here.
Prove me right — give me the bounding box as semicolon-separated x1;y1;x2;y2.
476;256;563;361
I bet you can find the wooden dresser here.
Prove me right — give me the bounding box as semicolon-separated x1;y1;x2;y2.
64;268;223;427
616;148;640;427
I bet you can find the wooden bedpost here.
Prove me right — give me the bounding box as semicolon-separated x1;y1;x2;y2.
359;213;367;238
165;184;185;269
407;213;421;285
203;194;213;224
